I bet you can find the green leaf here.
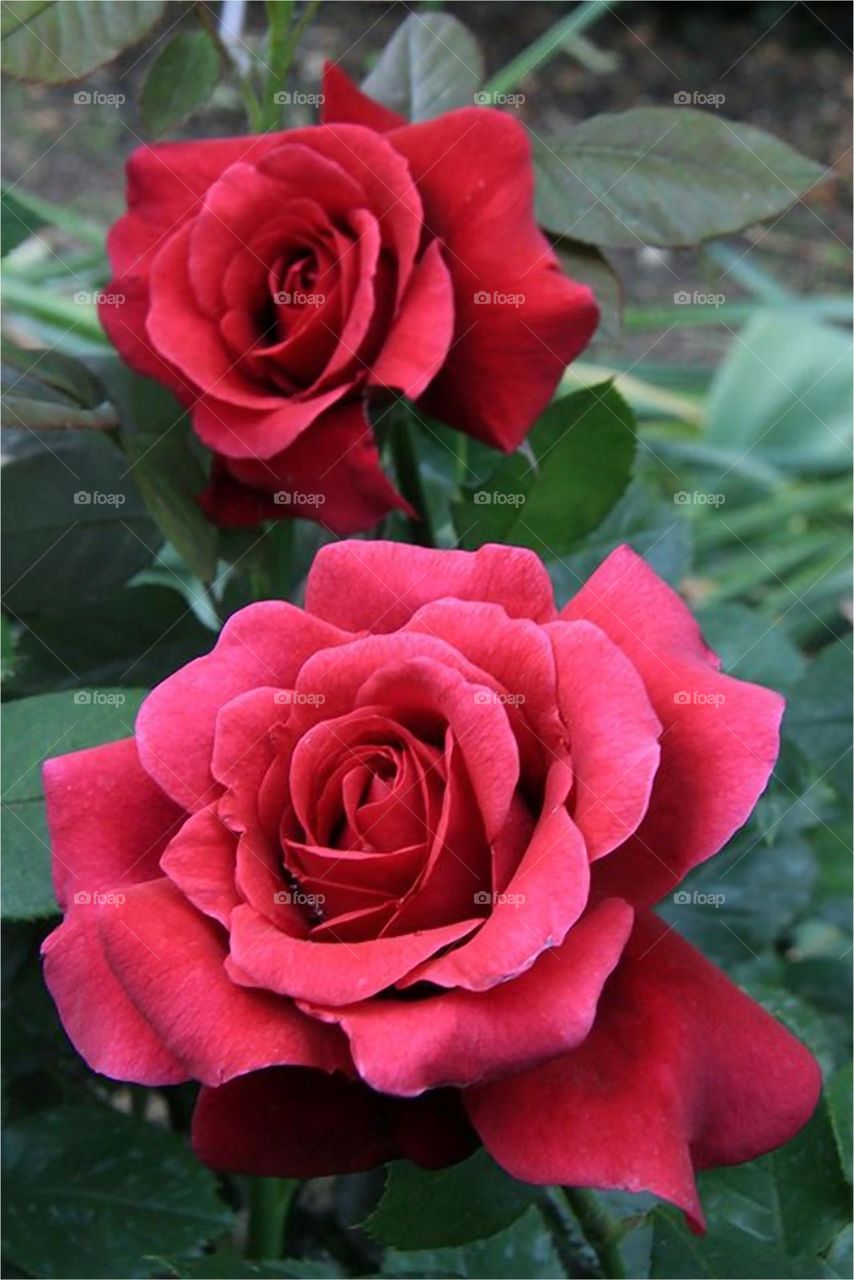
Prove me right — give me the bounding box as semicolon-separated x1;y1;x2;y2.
658;823;815;967
548;477;692;602
1;0;165;84
696;602;806;694
381;1206;564;1278
363;13;484;121
1;428;159;616
651;1209;829;1279
2;344;117;431
771;1095;852;1256
365;1149;538;1249
1;185;46;254
160;1257;331;1279
11;583;214;695
1;688;146;918
453;382;636;555
827;1064;853;1184
110;370;219;584
534;108;825;248
785;638;853;802
2;1104;232;1278
140;29;220;137
2;342;106;408
705;312;852;476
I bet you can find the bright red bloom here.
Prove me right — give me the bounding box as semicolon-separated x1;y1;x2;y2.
42;542;819;1223
99;66;598;534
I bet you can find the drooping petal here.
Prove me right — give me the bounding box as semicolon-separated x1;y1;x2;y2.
191;1065;476;1178
220;400;411;535
466;913;821;1226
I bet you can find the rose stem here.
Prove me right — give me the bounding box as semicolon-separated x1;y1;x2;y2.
562;1187;627;1279
246;1176;297;1259
389;404;437;547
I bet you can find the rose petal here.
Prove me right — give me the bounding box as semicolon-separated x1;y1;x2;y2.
466;912;821;1226
321;61;406;133
226;901;480;1005
369;240;455;398
160;805;240;927
563;546;784;904
135;602;349;812
545;619;662;859
192;1065;475;1178
403;762;589;991
97;879;348;1085
319;897;633;1094
305;540;557;633
221;399;411;535
43;736;185;911
41;909;187;1085
390;108;598;449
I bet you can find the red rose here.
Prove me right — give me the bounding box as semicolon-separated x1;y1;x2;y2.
99;65;598;534
41;542;819;1223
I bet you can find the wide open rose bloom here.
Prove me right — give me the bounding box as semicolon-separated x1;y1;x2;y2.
42;542;819;1223
99;65;597;534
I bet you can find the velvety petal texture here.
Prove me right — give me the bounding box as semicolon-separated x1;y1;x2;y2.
41;540;817;1223
100;68;597;533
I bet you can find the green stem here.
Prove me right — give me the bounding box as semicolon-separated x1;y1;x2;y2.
389;406;436;546
485;0;617;95
246;1177;295;1260
562;1187;626;1279
195;1;265;131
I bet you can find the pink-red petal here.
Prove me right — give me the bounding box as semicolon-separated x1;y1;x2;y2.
466;912;821;1226
305;539;557;633
43;736;185;911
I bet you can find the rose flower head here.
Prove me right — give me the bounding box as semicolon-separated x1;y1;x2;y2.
41;541;819;1225
99;64;598;534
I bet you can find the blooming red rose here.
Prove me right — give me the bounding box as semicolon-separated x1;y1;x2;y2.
41;542;819;1223
99;64;598;534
